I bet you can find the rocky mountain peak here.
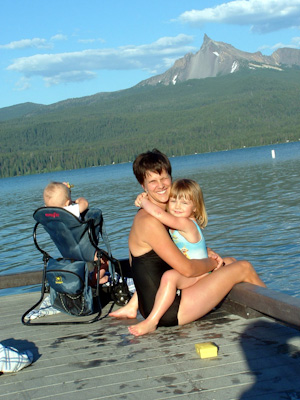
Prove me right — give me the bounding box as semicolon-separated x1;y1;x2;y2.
137;34;300;87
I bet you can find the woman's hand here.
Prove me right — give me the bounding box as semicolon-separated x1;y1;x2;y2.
207;248;224;271
135;192;148;207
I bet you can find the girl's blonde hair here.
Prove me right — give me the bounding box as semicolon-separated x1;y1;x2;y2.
169;179;208;228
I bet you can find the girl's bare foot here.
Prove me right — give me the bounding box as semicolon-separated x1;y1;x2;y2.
109;303;138;319
89;267;109;286
99;275;109;284
128;319;158;336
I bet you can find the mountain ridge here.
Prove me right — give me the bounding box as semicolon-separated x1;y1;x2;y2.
137;34;300;87
1;34;300;121
1;35;300;178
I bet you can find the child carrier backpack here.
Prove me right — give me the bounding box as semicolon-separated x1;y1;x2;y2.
22;207;131;325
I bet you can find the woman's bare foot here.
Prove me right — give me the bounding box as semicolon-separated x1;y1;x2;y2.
128;319;158;336
109;302;138;319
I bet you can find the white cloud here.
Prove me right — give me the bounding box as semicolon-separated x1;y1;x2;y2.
291;36;300;45
0;38;52;50
14;77;31;91
78;38;105;44
177;0;300;33
51;34;68;41
258;36;300;51
44;71;96;86
6;34;196;86
0;34;67;50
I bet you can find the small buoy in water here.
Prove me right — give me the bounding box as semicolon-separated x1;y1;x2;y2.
271;149;276;159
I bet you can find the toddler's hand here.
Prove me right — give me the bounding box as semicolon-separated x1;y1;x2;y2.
207;249;224;271
135;192;147;207
212;261;226;272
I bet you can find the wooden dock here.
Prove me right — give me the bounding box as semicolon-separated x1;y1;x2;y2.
1;289;300;400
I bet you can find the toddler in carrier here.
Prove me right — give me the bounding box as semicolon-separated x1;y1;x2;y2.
43;181;108;284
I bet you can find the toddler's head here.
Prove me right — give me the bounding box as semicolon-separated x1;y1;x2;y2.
169;179;208;228
43;182;71;208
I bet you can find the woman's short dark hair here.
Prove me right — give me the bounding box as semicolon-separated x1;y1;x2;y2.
133;149;172;185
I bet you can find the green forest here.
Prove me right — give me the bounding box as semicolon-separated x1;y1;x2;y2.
1;68;300;178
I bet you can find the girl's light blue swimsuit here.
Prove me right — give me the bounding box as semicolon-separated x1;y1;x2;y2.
169;220;208;259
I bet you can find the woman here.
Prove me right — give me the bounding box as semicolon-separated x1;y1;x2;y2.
110;149;265;329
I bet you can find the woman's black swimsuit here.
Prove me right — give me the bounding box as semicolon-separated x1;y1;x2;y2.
131;249;181;326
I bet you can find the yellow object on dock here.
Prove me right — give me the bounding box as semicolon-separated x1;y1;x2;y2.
195;342;218;358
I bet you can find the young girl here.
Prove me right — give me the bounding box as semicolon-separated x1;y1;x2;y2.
128;178;218;336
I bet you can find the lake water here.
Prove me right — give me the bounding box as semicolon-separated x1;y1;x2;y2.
1;142;299;298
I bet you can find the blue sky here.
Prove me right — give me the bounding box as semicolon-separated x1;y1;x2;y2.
1;0;300;109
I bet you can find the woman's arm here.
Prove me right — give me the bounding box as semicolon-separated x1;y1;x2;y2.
140;197;193;233
141;214;217;277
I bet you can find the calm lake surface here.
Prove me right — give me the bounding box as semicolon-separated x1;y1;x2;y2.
1;142;299;297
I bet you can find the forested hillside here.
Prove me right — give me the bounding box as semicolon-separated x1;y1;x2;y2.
1;68;299;178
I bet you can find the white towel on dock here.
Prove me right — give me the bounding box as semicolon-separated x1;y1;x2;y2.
24;296;61;320
0;344;33;373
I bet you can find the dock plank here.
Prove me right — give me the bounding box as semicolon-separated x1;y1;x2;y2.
1;292;300;400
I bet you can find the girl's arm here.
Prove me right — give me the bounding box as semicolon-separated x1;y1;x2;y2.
140;196;193;233
139;212;217;277
75;197;89;214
